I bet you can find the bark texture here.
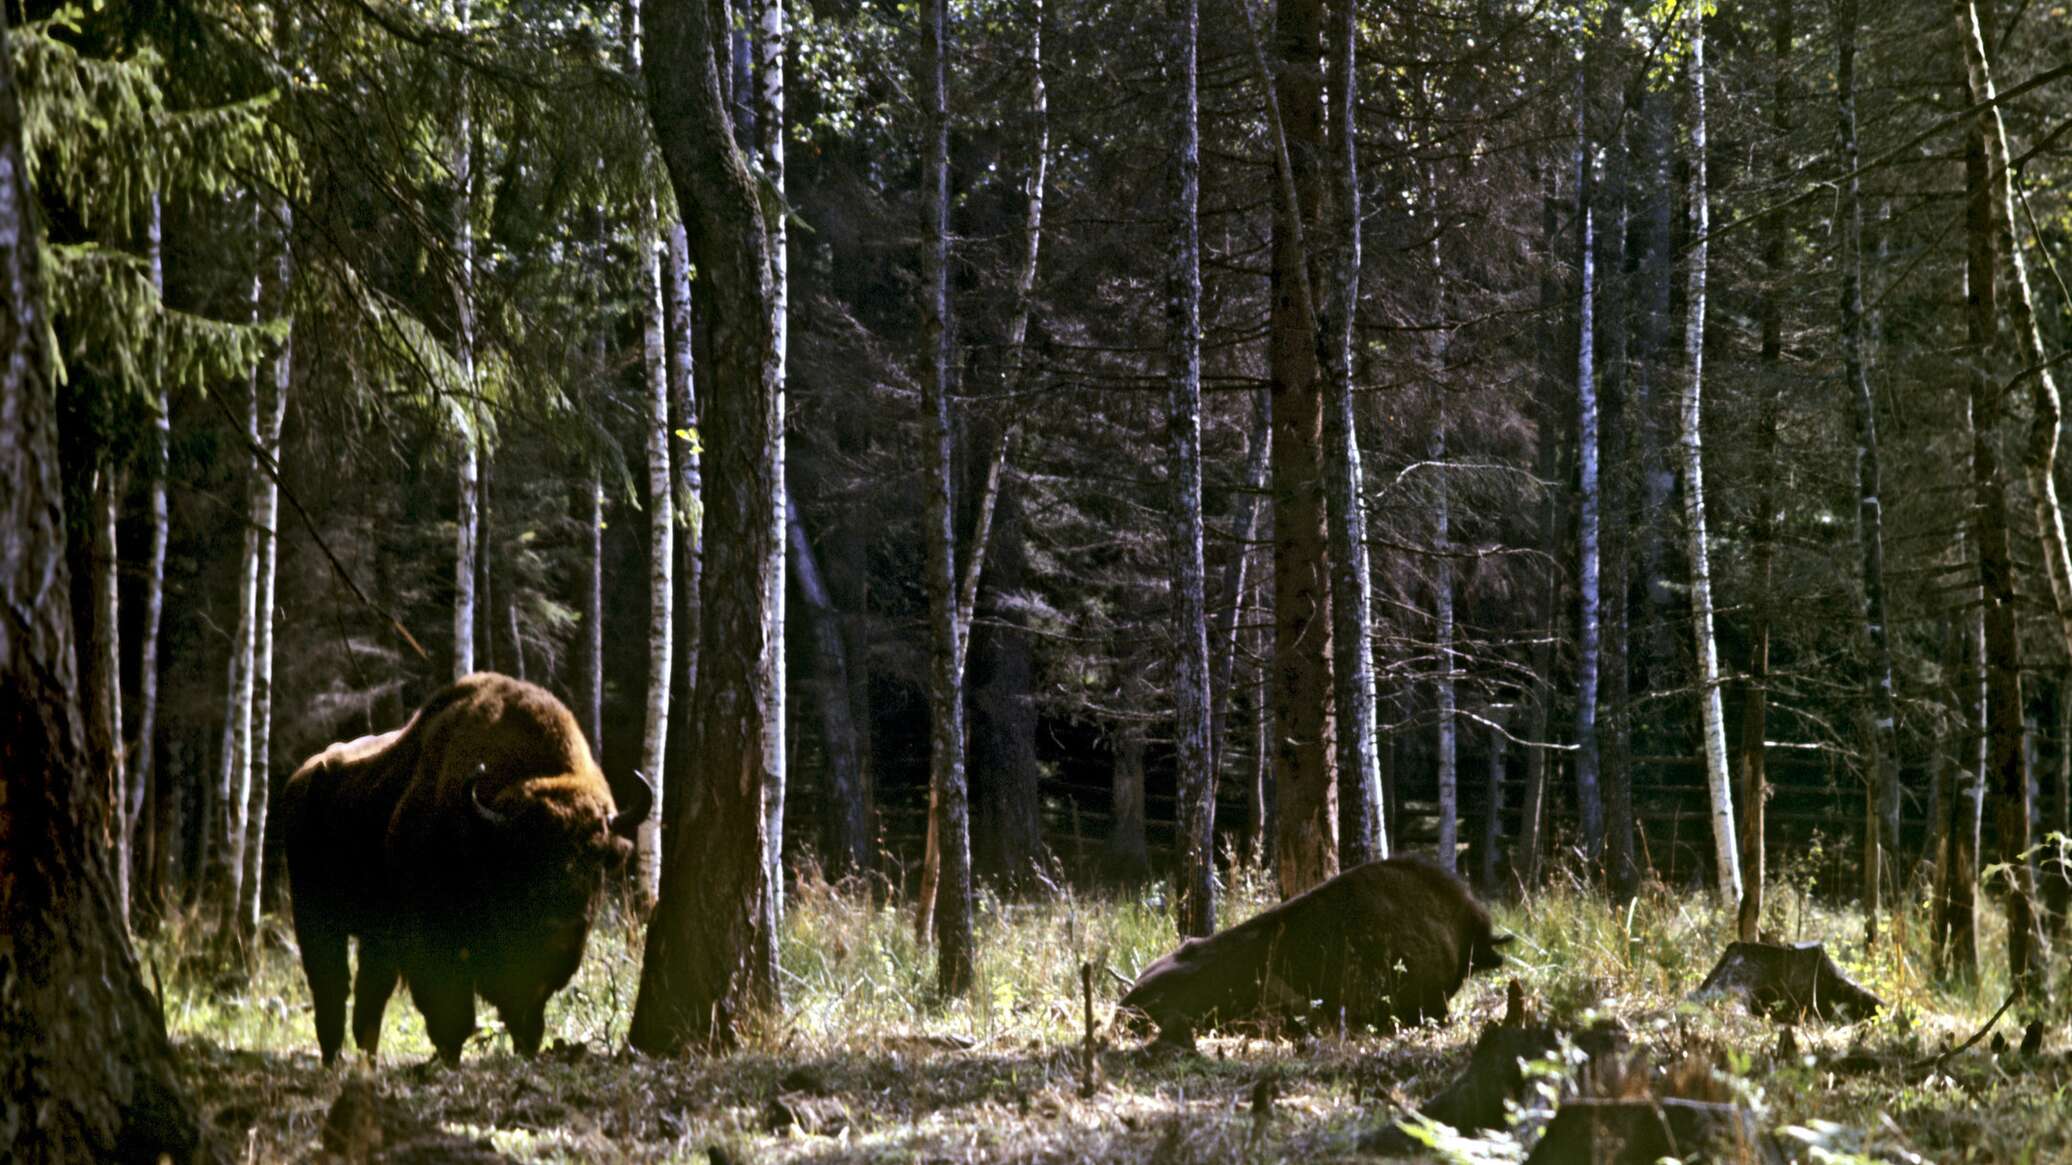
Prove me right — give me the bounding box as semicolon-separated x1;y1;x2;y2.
1167;0;1216;937
629;0;785;1052
0;17;208;1154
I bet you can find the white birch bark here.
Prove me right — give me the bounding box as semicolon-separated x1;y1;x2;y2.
754;0;790;950
240;240;288;935
213;263;262;925
628;0;676;903
1682;14;1743;908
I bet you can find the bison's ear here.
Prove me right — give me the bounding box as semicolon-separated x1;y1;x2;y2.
610;770;655;839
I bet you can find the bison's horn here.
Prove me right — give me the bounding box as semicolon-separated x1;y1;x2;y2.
610;770;655;838
469;765;509;826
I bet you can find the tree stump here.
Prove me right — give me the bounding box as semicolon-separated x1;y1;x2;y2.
1691;941;1883;1022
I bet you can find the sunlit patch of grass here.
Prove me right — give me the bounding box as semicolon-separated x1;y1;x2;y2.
151;859;2072;1162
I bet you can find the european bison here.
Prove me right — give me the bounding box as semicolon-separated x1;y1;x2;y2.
282;672;650;1065
1120;858;1510;1046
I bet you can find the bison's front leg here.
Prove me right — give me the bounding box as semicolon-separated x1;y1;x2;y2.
408;963;477;1066
295;918;350;1066
351;939;401;1056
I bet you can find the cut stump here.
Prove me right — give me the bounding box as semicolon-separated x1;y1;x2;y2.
1691;942;1883;1023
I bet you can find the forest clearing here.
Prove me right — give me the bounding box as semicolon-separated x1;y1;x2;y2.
6;0;2072;1160
155;872;2069;1162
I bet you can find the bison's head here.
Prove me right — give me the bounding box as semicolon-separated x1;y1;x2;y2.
1470;930;1514;973
463;767;653;1054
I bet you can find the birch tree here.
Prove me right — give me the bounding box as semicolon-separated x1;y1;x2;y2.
239;203;290;938
1955;0;2041;992
918;0;976;994
1572;32;1605;863
755;0;789;949
1166;0;1216;936
134;190;171;920
450;0;480;681
1680;9;1742;910
1324;0;1383;868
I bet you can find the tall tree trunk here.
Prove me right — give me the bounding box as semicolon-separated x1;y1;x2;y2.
91;463;126;929
1434;414;1459;875
136;190;172;924
1261;0;1339;899
587;469;606;762
239;212;290;939
1740;0;1793;943
1573;44;1605;865
1836;0;1901;943
754;0;789;956
787;499;868;876
918;0;975;996
450;0;480;681
211;264;262;930
638;217;675;903
629;0;785;1053
1166;0;1216;936
665;222;704;828
0;19;207;1150
973;0;1049;890
1600;67;1639;903
1515;165;1563;891
1324;0;1382;869
1956;0;2039;992
1681;13;1744;912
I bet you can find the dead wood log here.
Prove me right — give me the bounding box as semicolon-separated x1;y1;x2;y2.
1691;941;1884;1022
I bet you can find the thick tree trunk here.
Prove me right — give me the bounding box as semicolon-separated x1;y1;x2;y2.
918;0;975;996
1166;0;1216;937
1263;0;1339;899
0;22;207;1152
787;499;868;877
629;0;785;1052
1681;15;1743;912
1323;0;1382;869
1957;0;2039;992
1836;0;1901;943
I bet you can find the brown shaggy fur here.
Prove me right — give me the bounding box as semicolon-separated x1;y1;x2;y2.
1120;858;1510;1046
281;673;647;1065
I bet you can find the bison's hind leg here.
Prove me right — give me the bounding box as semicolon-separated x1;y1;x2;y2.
407;965;477;1066
351;939;401;1057
296;919;350;1067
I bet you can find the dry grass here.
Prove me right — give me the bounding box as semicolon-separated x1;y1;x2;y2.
145;861;2072;1163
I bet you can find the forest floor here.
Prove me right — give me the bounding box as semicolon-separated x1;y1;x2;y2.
150;859;2072;1164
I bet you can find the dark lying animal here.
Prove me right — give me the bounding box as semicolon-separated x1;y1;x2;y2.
1120;858;1510;1046
282;672;650;1065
